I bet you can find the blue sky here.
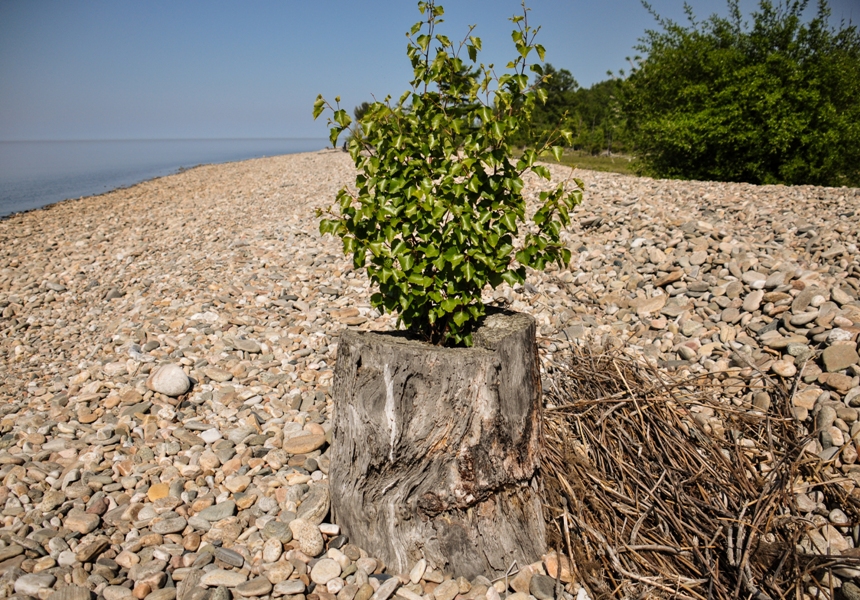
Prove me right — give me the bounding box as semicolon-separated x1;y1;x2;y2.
1;0;856;141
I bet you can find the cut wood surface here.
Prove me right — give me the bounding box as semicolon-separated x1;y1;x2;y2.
330;310;546;578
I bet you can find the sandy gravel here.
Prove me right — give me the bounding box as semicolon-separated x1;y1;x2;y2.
0;149;859;597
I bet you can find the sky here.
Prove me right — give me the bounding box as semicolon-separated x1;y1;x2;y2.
1;0;856;142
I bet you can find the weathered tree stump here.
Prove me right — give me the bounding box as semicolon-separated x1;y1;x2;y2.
330;310;545;579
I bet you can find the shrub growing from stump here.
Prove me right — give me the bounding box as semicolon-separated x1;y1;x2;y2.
314;0;582;578
314;0;582;346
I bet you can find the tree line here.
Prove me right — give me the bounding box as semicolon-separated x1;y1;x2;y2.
351;0;859;187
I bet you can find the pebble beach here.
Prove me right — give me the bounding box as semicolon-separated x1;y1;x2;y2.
1;149;860;599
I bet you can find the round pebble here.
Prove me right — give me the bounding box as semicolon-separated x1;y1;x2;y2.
311;558;343;585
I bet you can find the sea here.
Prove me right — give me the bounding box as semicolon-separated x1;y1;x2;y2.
0;138;329;219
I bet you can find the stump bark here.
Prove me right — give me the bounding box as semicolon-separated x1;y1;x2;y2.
330;310;545;579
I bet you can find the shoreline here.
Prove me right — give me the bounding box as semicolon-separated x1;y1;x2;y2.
0;139;329;220
0;151;859;594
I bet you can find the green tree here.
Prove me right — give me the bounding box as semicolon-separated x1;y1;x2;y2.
623;0;860;186
513;63;578;146
571;79;629;155
315;1;582;346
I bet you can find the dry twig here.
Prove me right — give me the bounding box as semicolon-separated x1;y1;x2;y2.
541;345;860;599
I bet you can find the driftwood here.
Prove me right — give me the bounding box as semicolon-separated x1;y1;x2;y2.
330;310;545;578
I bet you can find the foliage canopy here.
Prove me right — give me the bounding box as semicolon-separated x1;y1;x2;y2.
314;1;582;346
623;0;860;186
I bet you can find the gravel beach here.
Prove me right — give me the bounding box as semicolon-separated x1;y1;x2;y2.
1;149;860;599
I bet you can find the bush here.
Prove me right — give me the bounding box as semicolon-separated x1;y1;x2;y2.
314;1;582;346
623;0;860;186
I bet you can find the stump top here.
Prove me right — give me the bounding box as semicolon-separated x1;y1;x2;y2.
338;309;535;354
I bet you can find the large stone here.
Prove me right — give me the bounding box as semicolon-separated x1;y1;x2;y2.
103;586;133;600
310;558;342;585
176;567;204;600
261;520;292;544
232;338;262;353
742;290;764;313
197;501;235;522
214;548;245;568
793;387;821;410
147;483;170;502
234;577;272;597
203;367;233;382
289;518;324;557
371;578;400;600
433;580;458;600
0;545;23;561
64;512;100;534
823;345;860;373
151;516;187;535
129;560;168;582
15;573;57;596
296;484;330;525
529;574;557;600
821;372;855;393
273;581;306;596
146;590;177;600
634;294;667;317
75;538;109;563
261;538;282;563
282;434;326;455
200;570;248;587
146;364;191;397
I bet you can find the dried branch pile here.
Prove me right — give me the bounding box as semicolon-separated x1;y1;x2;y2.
541;346;860;599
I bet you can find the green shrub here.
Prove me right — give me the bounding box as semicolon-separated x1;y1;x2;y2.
314;1;582;346
623;0;860;186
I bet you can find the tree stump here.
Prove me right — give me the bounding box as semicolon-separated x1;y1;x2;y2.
330;310;545;579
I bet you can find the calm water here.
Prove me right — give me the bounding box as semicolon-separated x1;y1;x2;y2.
0;138;328;218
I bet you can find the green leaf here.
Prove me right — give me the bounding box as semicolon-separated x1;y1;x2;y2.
462;262;475;281
399;253;414;271
443;247;464;267
333;109;351;128
551;146;563;162
312;96;325;120
408;272;428;286
500;211;517;232
501;270;520;286
441;297;458;312
535;44;546;62
533;165;551;180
